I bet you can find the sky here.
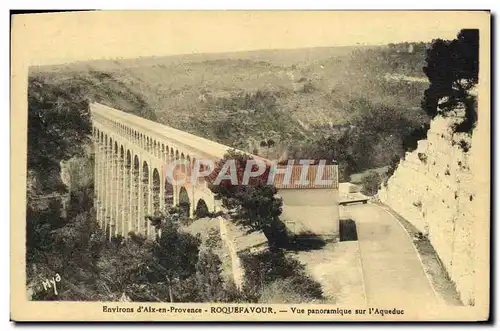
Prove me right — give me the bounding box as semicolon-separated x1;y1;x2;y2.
12;10;489;66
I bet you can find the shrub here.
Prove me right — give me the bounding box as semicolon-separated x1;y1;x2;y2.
239;250;324;303
459;139;471;153
403;124;430;153
384;155;401;186
258;278;321;303
360;171;382;196
418;152;428;164
195;249;226;302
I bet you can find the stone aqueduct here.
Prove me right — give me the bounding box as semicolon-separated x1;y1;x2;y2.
91;103;340;240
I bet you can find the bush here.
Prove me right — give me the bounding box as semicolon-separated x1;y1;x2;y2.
385;155;401;184
418;152;428;164
195;248;242;302
258;278;320;303
360;171;382;196
239;250;324;303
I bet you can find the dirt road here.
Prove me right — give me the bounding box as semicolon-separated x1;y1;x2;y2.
343;203;439;307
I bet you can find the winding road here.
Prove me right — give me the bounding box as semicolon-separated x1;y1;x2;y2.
342;203;439;307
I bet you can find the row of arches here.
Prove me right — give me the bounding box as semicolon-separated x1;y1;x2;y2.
92;124;212;240
92;127;201;187
92;120;198;170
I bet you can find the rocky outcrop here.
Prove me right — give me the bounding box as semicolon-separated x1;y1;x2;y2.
378;107;485;306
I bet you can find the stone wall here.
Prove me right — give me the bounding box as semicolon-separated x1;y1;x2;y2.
378;112;479;305
218;216;245;290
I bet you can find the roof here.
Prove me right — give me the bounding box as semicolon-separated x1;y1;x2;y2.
272;164;338;189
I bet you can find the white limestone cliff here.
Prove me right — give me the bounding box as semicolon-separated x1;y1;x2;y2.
378;103;485;306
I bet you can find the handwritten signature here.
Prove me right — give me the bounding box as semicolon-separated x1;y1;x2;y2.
41;273;61;295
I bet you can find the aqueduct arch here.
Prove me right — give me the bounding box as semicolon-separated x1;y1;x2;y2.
195;199;210;218
178;187;191;217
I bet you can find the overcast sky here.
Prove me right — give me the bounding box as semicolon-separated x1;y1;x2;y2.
13;10;488;66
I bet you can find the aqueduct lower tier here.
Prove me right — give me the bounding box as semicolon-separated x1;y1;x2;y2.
91;102;340;240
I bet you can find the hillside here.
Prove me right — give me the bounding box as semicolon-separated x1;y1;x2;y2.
30;43;431;179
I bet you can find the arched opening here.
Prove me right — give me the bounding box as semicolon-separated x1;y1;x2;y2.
192;157;200;185
164;176;174;207
152;168;161;215
118;146;125;236
153;140;157;157
112;141;119;236
195;199;210;218
142;161;150;235
178;187;190;217
126;150;132;169
103;136;112;237
180;152;186;175
186;155;192;179
132;155;140;233
175;150;179;160
126;150;132;234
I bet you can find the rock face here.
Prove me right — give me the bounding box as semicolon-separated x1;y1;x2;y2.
379;111;481;306
60;145;94;193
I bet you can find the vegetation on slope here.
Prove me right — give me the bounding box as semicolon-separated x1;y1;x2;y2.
31;42;432;181
239;250;324;303
358;29;479;193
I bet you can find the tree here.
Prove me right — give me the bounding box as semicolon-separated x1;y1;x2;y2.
148;209;201;302
422;29;479;133
206;150;288;251
195;249;226;302
96;232;155;301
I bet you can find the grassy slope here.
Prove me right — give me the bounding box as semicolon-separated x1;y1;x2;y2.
30;43;430;170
